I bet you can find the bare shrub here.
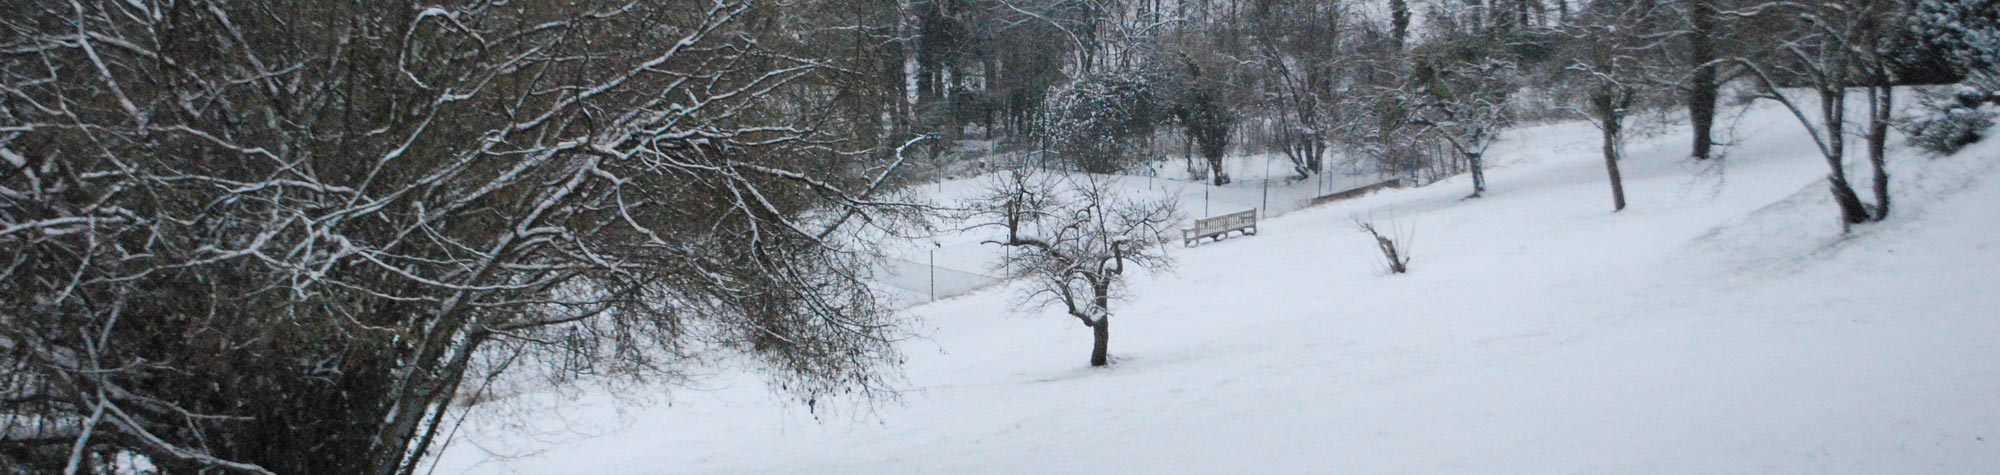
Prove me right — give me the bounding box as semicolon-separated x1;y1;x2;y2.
1354;216;1414;274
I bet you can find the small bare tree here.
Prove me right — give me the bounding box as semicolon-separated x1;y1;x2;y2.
1354;216;1414;274
1408;38;1520;199
968;171;1178;367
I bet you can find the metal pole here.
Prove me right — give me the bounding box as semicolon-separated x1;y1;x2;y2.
1261;155;1271;216
1038;139;1047;172
929;247;936;301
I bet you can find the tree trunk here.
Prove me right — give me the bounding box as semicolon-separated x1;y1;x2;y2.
899;0;921;128
393;333;488;475
1602;115;1627;212
1089;316;1110;367
1089;285;1111;367
1687;0;1718;160
1305;135;1326;177
1829;176;1870;226
1516;0;1531;31
1468;152;1487;197
1185;133;1202;179
1480;0;1493;32
1820;88;1871;227
1868;83;1892;221
1286;135;1317;180
1209;156;1231;185
1391;0;1410;49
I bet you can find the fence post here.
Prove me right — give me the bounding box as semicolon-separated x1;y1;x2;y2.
1261;155;1271;216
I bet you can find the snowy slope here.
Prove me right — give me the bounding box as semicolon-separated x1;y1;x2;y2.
432;94;2000;474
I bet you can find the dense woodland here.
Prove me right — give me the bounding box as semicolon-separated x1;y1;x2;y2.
1;0;1995;473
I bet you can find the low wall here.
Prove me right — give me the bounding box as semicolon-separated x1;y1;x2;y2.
1308;178;1406;207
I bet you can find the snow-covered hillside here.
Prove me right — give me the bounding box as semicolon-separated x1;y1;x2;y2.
432;95;2000;474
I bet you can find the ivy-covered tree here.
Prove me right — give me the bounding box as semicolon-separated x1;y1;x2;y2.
1168;52;1239;185
1040;72;1163;174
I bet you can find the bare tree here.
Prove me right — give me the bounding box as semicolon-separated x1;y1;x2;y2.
1250;0;1350;179
0;1;924;473
1732;0;1904;229
1851;0;1910;221
1560;0;1676;212
1408;46;1519;199
968;171;1177;367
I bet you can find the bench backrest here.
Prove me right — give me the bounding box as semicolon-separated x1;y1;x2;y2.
1193;209;1256;235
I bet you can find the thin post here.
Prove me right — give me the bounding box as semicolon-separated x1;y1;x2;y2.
1318;167;1325;195
1261;155;1271;215
929;247;936;301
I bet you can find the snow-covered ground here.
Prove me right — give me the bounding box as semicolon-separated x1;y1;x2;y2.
432;93;2000;474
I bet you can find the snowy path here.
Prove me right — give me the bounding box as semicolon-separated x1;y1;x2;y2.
435;98;2000;474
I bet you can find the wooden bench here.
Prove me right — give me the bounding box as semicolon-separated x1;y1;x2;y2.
1182;209;1257;247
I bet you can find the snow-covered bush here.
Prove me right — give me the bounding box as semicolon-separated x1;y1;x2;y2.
1915;0;2000;104
1901;87;1996;155
1914;0;2000;80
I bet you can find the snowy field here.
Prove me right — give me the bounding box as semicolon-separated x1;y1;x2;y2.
432;93;2000;474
